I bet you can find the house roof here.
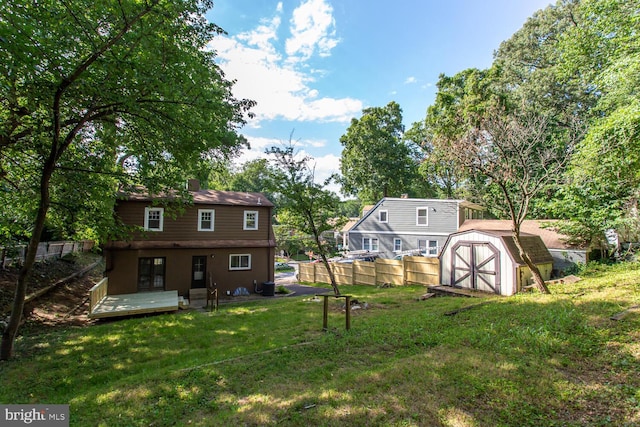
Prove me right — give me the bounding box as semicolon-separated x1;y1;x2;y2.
349;197;484;232
341;217;360;233
458;219;583;250
361;205;374;215
104;239;276;250
121;189;274;207
444;229;554;266
379;197;484;211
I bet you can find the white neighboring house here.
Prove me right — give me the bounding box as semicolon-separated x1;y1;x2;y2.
344;197;484;259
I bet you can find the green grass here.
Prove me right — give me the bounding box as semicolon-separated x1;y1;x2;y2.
1;263;639;426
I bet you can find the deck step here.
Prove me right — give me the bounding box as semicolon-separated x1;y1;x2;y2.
178;296;189;309
189;288;207;299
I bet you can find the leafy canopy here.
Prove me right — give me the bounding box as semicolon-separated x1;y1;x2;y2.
0;0;253;242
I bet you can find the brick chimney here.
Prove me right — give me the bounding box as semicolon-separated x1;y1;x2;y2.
187;179;200;192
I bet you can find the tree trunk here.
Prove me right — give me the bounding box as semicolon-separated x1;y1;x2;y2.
314;234;340;295
0;160;54;360
512;231;550;294
320;256;340;296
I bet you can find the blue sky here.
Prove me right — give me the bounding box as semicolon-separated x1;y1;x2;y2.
206;0;551;195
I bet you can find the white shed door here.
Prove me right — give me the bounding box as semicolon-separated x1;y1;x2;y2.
451;242;501;294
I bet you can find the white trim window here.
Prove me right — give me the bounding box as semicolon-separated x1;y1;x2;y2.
418;239;439;256
198;209;215;231
416;207;428;226
229;254;251;270
244;210;258;230
379;210;388;223
363;237;379;251
144;207;164;231
393;238;402;252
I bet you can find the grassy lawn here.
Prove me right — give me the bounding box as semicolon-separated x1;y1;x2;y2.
1;263;638;426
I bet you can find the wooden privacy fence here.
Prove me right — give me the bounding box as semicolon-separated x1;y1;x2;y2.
299;256;440;286
1;240;94;268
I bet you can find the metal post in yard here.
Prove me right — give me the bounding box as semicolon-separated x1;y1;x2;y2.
345;295;351;330
322;295;329;331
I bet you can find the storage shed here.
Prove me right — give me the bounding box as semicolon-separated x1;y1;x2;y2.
458;220;590;276
439;230;553;296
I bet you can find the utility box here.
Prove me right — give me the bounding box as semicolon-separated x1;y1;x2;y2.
262;281;275;296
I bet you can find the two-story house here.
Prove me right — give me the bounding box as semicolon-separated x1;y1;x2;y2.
345;197;484;259
103;181;276;299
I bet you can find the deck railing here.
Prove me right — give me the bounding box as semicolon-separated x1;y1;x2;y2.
89;277;108;313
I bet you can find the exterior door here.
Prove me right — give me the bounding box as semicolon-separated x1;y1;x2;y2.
191;256;207;288
138;257;166;292
451;242;500;294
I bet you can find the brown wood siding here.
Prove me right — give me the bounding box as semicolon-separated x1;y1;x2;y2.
116;201;273;242
106;246;275;297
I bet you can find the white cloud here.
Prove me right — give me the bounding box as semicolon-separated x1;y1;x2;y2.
235;137;343;196
285;0;339;62
404;76;417;84
311;152;342;192
209;0;361;126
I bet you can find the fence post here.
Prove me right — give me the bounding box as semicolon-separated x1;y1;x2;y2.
322;296;329;331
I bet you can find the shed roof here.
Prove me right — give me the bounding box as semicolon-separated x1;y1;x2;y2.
444;229;554;266
458;219;583;250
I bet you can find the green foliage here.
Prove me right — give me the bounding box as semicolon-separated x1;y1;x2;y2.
209;158;279;204
492;0;589;119
0;0;253;244
550;0;640;244
336;198;362;218
419;0;640;249
267;141;346;292
552;104;640;245
339;101;425;203
405;120;462;199
273;223;314;258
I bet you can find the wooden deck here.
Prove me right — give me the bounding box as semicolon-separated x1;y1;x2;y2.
89;290;180;319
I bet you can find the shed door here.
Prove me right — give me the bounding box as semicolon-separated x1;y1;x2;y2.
451;242;500;294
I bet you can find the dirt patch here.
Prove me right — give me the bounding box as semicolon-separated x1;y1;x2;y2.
1;254;103;330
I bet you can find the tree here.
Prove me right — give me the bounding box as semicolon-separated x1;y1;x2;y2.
339;101;421;203
443;108;583;293
405;120;462;199
0;0;253;359
267;142;345;295
491;0;587;120
225;159;279;205
549;0;640;246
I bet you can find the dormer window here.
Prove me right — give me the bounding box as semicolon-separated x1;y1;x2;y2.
244;210;258;230
198;209;215;231
379;210;388;223
416;207;428;226
144;207;164;231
